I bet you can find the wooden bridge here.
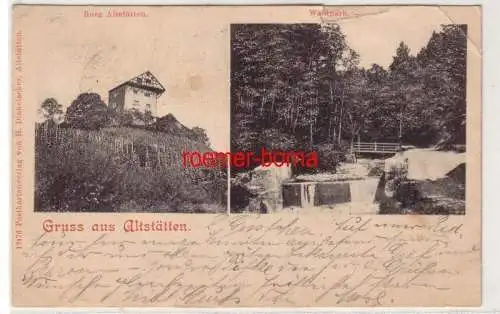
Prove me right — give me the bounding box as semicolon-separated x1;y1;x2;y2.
350;142;401;154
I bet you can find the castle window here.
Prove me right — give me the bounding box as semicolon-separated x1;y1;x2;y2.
146;104;151;109
133;100;139;107
133;88;138;94
145;92;151;97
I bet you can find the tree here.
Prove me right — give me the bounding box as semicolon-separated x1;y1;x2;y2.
231;23;351;154
110;109;134;126
39;98;63;123
230;23;467;158
191;127;210;146
143;110;155;125
419;25;467;147
389;42;414;73
387;41;422;141
131;109;155;125
65;93;111;130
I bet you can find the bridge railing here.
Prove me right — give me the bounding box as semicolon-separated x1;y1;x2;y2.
351;142;401;153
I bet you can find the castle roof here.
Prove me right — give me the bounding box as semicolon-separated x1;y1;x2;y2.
109;71;166;94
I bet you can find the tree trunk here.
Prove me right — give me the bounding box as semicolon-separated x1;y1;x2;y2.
309;123;313;149
337;87;345;144
328;118;332;139
338;109;343;144
270;95;275;122
329;82;336;144
293;94;303;133
260;94;265;114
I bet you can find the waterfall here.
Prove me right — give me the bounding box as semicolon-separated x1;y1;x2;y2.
349;178;379;203
284;179;379;210
300;183;316;208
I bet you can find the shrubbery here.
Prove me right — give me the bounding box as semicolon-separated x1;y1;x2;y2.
35;125;226;212
313;143;346;172
36;91;223;212
65;93;111;130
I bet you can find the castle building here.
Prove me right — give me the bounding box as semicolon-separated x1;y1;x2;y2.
108;71;166;117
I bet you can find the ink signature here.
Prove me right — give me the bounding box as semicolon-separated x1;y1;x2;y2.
17;215;478;306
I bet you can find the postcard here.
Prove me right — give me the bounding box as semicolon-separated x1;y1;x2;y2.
11;5;481;307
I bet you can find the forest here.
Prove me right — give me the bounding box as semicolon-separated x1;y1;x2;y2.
230;23;467;167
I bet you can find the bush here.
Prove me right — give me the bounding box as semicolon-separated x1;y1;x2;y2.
35;141;124;211
65;93;111;130
313;143;346;172
34;127;226;212
109;109;155;127
367;161;385;176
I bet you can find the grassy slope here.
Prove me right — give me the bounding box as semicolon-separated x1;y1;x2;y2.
35;126;227;213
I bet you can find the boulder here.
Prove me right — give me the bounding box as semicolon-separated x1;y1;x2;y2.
237;164;292;212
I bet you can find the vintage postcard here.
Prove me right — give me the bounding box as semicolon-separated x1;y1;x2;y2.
12;5;481;307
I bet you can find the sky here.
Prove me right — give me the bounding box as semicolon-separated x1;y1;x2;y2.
337;6;447;69
16;6;456;151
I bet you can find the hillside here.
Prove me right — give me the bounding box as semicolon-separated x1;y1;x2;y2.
154;114;201;142
34;120;227;213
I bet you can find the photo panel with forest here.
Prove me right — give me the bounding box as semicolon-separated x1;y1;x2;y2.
230;23;467;215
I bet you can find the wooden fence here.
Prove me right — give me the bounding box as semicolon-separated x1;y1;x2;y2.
350;142;401;154
34;124;225;173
